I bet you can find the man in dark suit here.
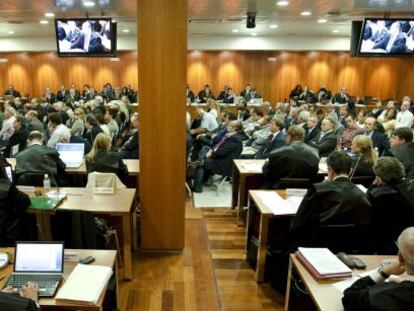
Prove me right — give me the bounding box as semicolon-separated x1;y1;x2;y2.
373;21;407;53
186;83;195;103
0;282;40;311
262;125;319;188
245;88;261;102
309;116;338;157
15;131;67;186
389;127;414;180
56;85;68;102
223;87;236;104
343;227;414;311
4;84;21;98
43;87;56;104
217;85;230;101
236;99;250;121
4;116;29;157
193;120;243;192
363;116;390;156
254;117;286;159
70;21;104;53
332;87;350;104
197;84;215;103
119;113;139;159
304;114;320;144
240;84;251;99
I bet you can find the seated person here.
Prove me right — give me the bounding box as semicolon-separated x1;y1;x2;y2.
4;116;29;157
245;88;261;102
367;157;414;255
119;113;139;159
59;132;92;155
86;133;128;180
25;110;44;133
363;116;390;156
337;113;363;150
236;99;250;122
192;121;243;193
389;127;414;180
251;117;286;159
343;227;414;311
46;113;70;149
243;108;265;136
197;84;215;103
332;87;351;105
289;85;302;100
0;282;40;311
190;108;218;137
308;116;338;157
223;87;236;104
83;114;104;145
15;131;67;186
304;114;320;144
262;125;319;188
0;159;31;246
297;85;315;102
350;135;377;177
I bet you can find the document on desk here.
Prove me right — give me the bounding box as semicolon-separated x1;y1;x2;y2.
241;161;264;173
332;270;374;293
257;191;301;215
56;264;112;305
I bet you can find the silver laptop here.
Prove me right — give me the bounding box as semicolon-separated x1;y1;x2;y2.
56;143;85;168
4;242;64;297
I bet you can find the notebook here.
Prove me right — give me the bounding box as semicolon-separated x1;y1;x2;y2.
56;143;84;168
56;264;113;305
4;242;64;297
296;247;352;280
30;197;65;210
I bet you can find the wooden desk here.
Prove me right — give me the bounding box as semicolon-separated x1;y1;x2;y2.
246;190;296;282
285;254;393;311
28;187;136;280
0;248;118;311
233;159;326;221
7;158;140;176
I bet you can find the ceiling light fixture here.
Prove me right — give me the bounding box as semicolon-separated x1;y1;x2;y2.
122;29;130;33
332;29;340;33
251;33;257;36
232;29;239;33
83;1;95;7
270;24;278;29
318;19;327;23
40;20;49;24
301;11;312;16
45;12;55;17
276;1;289;6
8;31;14;34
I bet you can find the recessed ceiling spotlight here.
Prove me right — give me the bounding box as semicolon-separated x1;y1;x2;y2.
8;31;14;34
45;12;55;17
251;33;257;36
232;29;239;33
301;11;312;16
122;29;130;33
277;1;289;6
332;29;340;33
40;20;49;24
83;1;95;7
318;19;327;23
270;24;278;29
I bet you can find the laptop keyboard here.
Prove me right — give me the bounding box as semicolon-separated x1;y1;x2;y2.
5;274;61;290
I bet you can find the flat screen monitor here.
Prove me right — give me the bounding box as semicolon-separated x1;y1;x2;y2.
358;18;414;56
55;18;117;57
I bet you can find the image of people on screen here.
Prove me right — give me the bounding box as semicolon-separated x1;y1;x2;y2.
57;20;112;53
359;20;414;54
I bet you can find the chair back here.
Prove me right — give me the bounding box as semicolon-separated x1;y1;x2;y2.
277;178;311;189
350;176;375;188
86;172;126;191
15;172;53;187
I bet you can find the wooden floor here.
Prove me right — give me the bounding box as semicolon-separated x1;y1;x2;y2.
118;200;284;311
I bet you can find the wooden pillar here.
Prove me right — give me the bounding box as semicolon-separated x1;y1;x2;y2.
137;0;187;250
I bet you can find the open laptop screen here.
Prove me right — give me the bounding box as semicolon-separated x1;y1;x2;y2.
14;242;64;273
56;143;84;165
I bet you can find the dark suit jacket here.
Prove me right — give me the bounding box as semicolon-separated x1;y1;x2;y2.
332;93;350;104
197;90;215;103
0;292;40;311
56;90;68;102
262;141;320;188
367;180;414;254
309;131;337;157
71;32;104;53
86;150;128;180
390;142;414;180
369;131;390;156
120;130;139;159
342;276;414;311
205;133;243;177
304;126;321;144
70;135;92;154
288;177;371;249
373;31;407;53
186;90;195;103
44;93;56;104
4;90;21;97
5;127;29;157
245;92;261;102
255;132;286;159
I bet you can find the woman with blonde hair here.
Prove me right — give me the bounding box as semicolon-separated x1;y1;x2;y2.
85;133;127;179
206;98;220;120
350;135;378;177
70;108;85;135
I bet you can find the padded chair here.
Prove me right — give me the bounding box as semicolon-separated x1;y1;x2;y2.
350;176;375;188
276;178;311;189
310;224;371;254
15;172;56;187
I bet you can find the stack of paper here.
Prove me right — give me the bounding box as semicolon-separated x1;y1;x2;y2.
296;247;352;280
256;191;302;215
56;264;113;305
241;162;264;173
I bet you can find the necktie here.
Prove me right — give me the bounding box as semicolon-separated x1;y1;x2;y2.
213;136;227;152
84;33;91;51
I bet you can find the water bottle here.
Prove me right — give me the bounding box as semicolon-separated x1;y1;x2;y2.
43;174;51;192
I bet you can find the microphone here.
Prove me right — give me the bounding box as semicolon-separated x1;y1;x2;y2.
350;155;362;181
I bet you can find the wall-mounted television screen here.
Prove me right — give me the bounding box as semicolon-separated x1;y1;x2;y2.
55;18;117;57
358;18;414;56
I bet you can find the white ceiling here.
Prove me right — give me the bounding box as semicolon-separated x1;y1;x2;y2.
0;0;414;38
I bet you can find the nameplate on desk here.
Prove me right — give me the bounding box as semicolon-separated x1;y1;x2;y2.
241;162;263;173
286;188;307;197
16;186;35;192
64;251;80;262
93;187;114;194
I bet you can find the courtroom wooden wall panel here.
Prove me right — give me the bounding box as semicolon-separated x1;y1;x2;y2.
2;50;414;101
